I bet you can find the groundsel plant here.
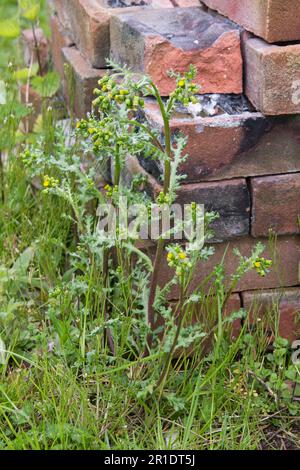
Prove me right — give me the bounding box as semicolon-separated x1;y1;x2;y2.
20;62;273;398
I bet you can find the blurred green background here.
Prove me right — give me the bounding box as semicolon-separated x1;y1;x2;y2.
0;0;49;70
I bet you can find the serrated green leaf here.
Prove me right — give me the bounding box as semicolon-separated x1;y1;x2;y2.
0;19;20;39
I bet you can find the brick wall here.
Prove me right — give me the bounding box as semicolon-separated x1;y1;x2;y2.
45;0;300;341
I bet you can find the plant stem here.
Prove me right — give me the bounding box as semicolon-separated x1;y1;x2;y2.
114;144;120;186
102;143;121;356
143;84;172;356
154;90;172;192
156;278;185;394
0;153;4;204
143;237;165;356
126;119;165;153
31;22;44;76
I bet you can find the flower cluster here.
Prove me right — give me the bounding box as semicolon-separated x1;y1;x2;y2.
166;245;192;277
156;191;171;205
92;75;145;113
21;148;34;166
85;177;95;191
43;175;59;190
253;257;272;277
77;118;115;152
104;184;118;199
76;117;131;154
169;65;200;106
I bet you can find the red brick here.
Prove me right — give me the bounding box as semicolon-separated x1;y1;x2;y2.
50;15;74;78
201;0;300;43
143;100;300;183
65;0;177;69
51;0;72;31
242;288;300;343
110;7;243;96
176;178;250;241
175;0;200;5
21;28;49;74
61;47;107;118
66;0;111;68
142;236;300;300
251;173;300;238
225;294;242;339
244;37;300;115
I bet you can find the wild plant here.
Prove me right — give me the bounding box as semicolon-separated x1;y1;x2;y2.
19;62;274;396
0;26;299;445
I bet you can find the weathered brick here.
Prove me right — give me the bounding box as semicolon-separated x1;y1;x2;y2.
50;15;74;78
66;0;111;68
21;28;49;74
61;47;106;118
121;157;250;240
173;0;200;5
143;100;300;183
251;173;300;238
225;294;242;339
51;0;73;31
110;7;243;95
244;37;300;115
242;288;300;342
201;0;300;43
142;236;300;300
176;178;250;241
65;0;178;69
113;154;162;198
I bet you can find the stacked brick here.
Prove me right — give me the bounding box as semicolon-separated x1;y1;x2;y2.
47;0;300;341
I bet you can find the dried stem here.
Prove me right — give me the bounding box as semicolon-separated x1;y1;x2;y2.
31;22;44;76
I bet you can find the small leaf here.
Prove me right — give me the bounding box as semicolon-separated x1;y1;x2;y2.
19;0;40;21
0;102;31;120
13;63;38;81
22;5;40;22
31;71;61;98
0;19;20;39
11;246;35;274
